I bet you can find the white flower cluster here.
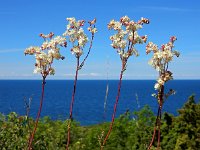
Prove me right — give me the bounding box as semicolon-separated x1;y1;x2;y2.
146;36;180;90
24;33;67;77
63;18;97;58
108;16;149;60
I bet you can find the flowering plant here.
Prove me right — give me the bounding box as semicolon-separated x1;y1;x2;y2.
63;17;97;150
101;16;149;149
146;36;180;150
24;32;67;149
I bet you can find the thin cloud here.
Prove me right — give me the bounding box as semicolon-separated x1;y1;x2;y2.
178;51;200;63
89;73;101;76
63;73;102;77
0;48;23;53
140;6;199;12
0;73;33;77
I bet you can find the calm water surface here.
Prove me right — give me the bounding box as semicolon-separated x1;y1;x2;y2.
0;80;199;125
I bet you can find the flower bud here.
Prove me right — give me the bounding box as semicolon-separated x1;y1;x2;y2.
88;18;96;25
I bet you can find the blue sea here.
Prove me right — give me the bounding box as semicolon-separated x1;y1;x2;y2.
0;80;199;125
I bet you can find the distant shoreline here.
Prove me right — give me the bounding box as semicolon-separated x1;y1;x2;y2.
0;79;200;81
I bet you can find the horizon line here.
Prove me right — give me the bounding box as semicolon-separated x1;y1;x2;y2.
0;79;199;81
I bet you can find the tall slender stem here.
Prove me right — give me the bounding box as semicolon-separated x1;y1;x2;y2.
79;34;94;70
101;61;125;149
148;107;160;150
66;57;80;150
157;85;164;150
157;106;162;150
28;76;46;150
148;85;164;150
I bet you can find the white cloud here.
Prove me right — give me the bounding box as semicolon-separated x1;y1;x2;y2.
0;48;23;53
89;73;101;76
139;6;199;12
0;72;37;79
63;72;102;77
178;51;200;63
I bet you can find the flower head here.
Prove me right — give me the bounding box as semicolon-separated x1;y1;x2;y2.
108;16;149;61
63;17;97;58
146;36;180;90
25;32;67;77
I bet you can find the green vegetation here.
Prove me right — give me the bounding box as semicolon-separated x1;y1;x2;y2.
0;95;199;150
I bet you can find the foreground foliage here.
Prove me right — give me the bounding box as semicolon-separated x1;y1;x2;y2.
0;95;199;150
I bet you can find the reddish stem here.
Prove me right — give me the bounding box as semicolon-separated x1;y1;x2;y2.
157;85;164;150
28;76;46;150
157;107;162;150
148;110;159;149
148;85;164;150
79;34;94;69
66;57;80;150
102;62;125;148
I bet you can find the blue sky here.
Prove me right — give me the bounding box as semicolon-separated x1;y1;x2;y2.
0;0;200;79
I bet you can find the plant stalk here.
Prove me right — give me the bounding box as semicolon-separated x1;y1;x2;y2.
28;76;46;150
148;107;160;150
101;61;125;148
157;85;164;150
66;57;80;150
148;85;164;150
79;33;94;70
